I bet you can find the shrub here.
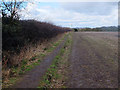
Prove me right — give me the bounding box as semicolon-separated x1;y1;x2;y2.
2;19;72;68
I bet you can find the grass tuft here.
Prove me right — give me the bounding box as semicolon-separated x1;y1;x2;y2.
38;32;72;88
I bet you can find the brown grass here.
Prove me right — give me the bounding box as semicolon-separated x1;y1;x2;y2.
2;33;65;81
2;20;71;68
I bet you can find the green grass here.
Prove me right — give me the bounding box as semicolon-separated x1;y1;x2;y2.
31;57;36;61
38;33;72;88
4;77;18;88
9;78;17;84
38;45;65;88
53;42;59;47
22;60;27;65
47;41;61;52
40;53;45;57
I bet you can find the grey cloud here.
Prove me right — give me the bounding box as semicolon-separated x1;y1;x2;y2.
61;2;118;15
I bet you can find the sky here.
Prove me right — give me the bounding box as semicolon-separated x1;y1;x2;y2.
20;1;118;28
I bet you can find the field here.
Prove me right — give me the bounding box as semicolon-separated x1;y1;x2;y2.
66;32;118;88
2;32;118;88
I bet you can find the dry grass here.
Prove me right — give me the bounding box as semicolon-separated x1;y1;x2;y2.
2;20;71;68
2;33;65;82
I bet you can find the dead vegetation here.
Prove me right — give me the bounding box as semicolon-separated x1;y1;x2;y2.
2;19;71;83
2;19;71;67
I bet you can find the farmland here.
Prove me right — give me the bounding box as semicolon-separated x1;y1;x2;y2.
66;32;118;88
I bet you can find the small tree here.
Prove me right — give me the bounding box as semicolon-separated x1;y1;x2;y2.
1;0;24;25
1;0;25;33
74;28;78;32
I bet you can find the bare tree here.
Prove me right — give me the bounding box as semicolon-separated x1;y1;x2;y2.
1;0;24;23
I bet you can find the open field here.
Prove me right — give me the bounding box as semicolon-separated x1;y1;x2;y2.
66;32;118;88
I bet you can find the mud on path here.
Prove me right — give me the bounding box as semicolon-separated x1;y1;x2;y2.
66;32;118;88
11;36;68;88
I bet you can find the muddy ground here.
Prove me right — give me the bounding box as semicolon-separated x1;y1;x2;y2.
66;32;118;88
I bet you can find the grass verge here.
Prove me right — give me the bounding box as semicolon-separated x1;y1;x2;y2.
2;33;68;88
38;32;73;88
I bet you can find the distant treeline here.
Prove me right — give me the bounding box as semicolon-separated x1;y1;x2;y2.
74;26;118;32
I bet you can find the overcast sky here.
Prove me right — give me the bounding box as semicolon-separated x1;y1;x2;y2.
20;1;118;28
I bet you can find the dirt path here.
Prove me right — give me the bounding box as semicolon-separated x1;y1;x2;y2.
66;32;118;88
11;36;68;88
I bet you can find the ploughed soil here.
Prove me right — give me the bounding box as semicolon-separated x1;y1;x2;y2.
10;36;68;88
66;32;118;88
